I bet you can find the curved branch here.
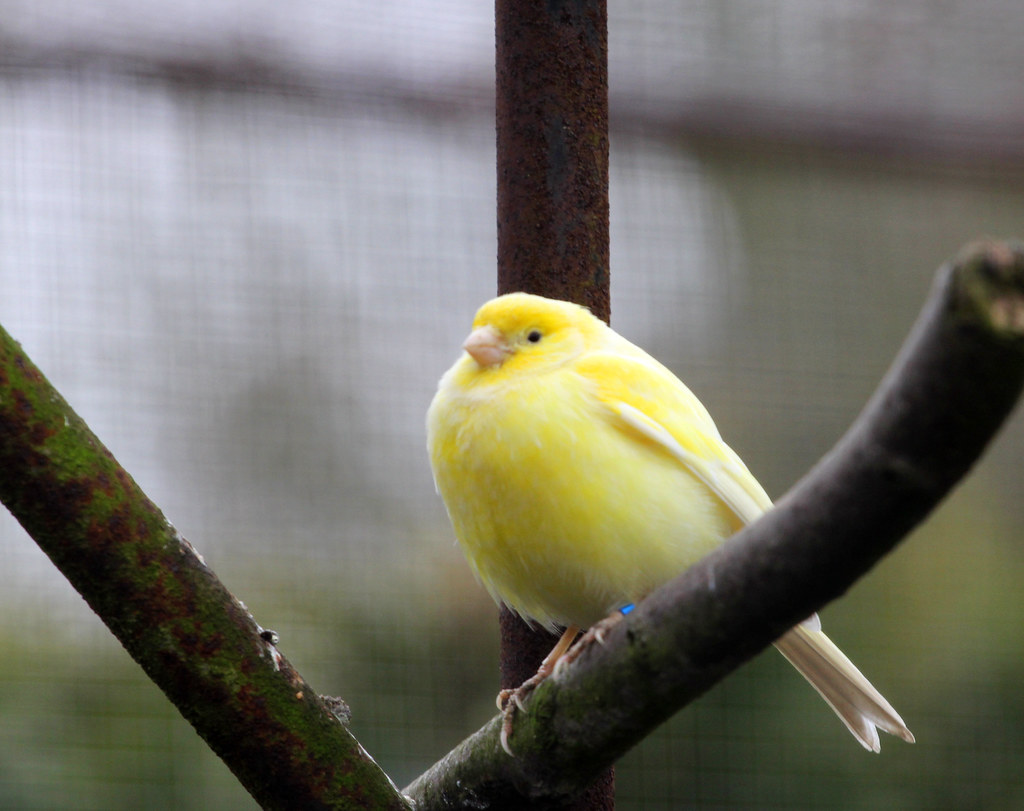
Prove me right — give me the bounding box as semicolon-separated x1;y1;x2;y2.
0;331;410;809
405;239;1024;808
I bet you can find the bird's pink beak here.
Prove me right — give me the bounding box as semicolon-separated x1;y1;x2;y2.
464;325;510;368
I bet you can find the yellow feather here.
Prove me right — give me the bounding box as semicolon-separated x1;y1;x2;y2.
426;292;913;750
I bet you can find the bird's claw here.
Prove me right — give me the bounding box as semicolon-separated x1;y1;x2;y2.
497;685;532;756
499;701;517;755
495;685;532;713
495;669;550;755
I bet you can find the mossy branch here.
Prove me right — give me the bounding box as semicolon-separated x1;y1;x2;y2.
0;329;411;809
404;239;1024;808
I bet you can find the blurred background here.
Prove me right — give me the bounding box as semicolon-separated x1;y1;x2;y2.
2;1;1023;808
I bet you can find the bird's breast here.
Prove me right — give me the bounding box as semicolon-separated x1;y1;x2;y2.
427;369;731;630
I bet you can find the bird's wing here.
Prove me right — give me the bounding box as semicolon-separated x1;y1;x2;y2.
575;351;772;525
575;349;916;748
577;350;822;634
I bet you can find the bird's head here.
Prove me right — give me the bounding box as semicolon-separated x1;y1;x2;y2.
460;293;604;377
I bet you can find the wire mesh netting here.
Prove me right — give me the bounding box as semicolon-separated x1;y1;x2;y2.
2;2;1024;809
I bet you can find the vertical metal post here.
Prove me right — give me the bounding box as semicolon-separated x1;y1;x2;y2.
496;0;610;315
495;0;613;807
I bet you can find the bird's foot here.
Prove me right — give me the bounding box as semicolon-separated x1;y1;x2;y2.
551;611;625;679
496;668;550;755
495;625;583;755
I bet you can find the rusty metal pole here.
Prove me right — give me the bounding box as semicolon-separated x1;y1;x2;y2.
495;0;612;807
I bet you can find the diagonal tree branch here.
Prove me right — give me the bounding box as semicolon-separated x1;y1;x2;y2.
0;329;410;809
404;239;1024;809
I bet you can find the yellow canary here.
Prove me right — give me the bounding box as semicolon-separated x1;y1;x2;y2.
427;292;914;752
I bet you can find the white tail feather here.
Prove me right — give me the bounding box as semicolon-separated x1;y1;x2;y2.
774;624;915;752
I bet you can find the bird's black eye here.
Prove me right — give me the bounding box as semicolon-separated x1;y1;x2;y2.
527;329;542;343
